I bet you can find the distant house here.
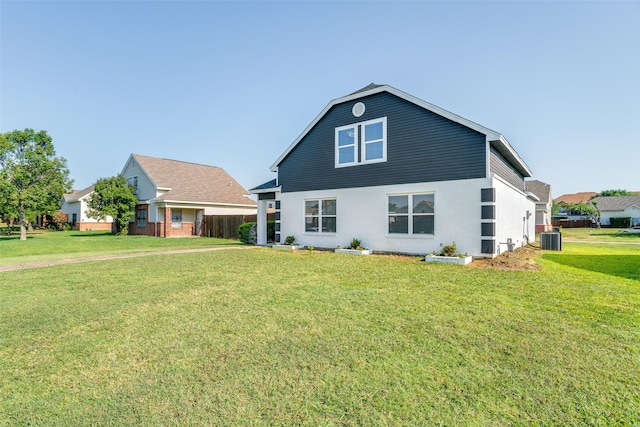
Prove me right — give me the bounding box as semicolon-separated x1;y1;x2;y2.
554;192;597;205
251;84;536;258
591;196;640;226
122;154;256;237
525;180;553;233
60;185;114;231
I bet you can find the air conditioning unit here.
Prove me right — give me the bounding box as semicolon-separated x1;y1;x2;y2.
540;232;562;251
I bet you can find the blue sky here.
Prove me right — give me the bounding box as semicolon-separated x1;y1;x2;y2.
1;1;638;198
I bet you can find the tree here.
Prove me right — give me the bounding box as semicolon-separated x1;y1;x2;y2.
595;189;634;197
572;200;601;227
86;176;137;235
0;129;73;240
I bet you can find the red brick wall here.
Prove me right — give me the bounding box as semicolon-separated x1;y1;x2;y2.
128;206;195;238
78;222;113;231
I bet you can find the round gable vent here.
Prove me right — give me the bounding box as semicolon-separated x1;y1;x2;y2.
352;102;365;117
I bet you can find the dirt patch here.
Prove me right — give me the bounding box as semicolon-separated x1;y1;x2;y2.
470;244;542;271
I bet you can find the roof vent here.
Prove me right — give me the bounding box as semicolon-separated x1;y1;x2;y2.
352;102;365;117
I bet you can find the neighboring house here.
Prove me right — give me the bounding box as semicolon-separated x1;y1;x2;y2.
250;84;536;258
591;196;640;226
524;180;553;233
122;154;256;237
554;192;597;205
60;185;114;231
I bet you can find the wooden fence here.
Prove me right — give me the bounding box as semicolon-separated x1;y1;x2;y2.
199;214;274;239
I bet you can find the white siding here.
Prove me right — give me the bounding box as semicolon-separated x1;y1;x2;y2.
121;159;156;201
600;206;640;226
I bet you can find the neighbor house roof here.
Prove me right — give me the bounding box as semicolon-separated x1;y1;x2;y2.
270;83;532;177
554;192;597;204
590;196;640;211
128;154;255;206
525;180;551;203
63;185;95;203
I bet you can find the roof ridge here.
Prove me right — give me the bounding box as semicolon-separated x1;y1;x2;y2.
133;153;221;170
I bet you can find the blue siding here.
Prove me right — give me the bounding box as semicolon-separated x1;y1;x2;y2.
278;92;487;193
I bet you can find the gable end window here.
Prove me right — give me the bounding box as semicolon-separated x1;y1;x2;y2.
127;176;138;194
305;199;337;233
388;193;434;235
335;117;386;167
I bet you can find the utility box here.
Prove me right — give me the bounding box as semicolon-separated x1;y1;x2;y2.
540;232;562;251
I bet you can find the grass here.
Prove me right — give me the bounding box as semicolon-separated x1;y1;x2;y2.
559;227;640;242
0;234;638;425
0;230;242;266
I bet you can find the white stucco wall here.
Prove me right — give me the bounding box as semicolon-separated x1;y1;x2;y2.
277;176;535;258
492;175;536;255
278;178;488;257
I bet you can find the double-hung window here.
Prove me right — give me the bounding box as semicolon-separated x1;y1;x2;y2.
305;199;337;233
335;117;386;167
388;193;434;235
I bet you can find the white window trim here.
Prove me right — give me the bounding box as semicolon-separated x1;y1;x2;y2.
361;117;387;165
304;198;337;234
335;125;358;168
335;117;387;168
387;192;435;237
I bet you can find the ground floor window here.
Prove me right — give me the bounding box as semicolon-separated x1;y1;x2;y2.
388;193;434;235
136;208;147;228
305;199;337;233
171;209;183;228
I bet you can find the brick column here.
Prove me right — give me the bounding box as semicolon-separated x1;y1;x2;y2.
164;207;171;238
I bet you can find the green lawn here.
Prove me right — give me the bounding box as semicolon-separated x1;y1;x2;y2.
0;236;638;425
0;230;242;266
559;227;640;242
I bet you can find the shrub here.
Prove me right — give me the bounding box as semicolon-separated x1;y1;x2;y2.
284;235;296;245
441;242;457;257
267;220;275;242
348;238;362;250
49;211;68;231
238;222;257;244
610;217;632;228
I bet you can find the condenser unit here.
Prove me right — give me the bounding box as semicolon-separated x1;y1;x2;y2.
540;232;562;251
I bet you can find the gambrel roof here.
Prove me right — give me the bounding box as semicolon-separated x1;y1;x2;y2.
125;154;255;206
270;83;532;177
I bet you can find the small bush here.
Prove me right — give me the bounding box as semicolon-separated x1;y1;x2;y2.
267;220;275;242
238;222;257;244
284;235;296;245
49;211;69;231
610;217;632;228
348;238;362;250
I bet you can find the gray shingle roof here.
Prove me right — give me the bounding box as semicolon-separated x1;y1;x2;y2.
525;180;551;202
63;185;95;202
132;154;255;206
591;196;640;211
